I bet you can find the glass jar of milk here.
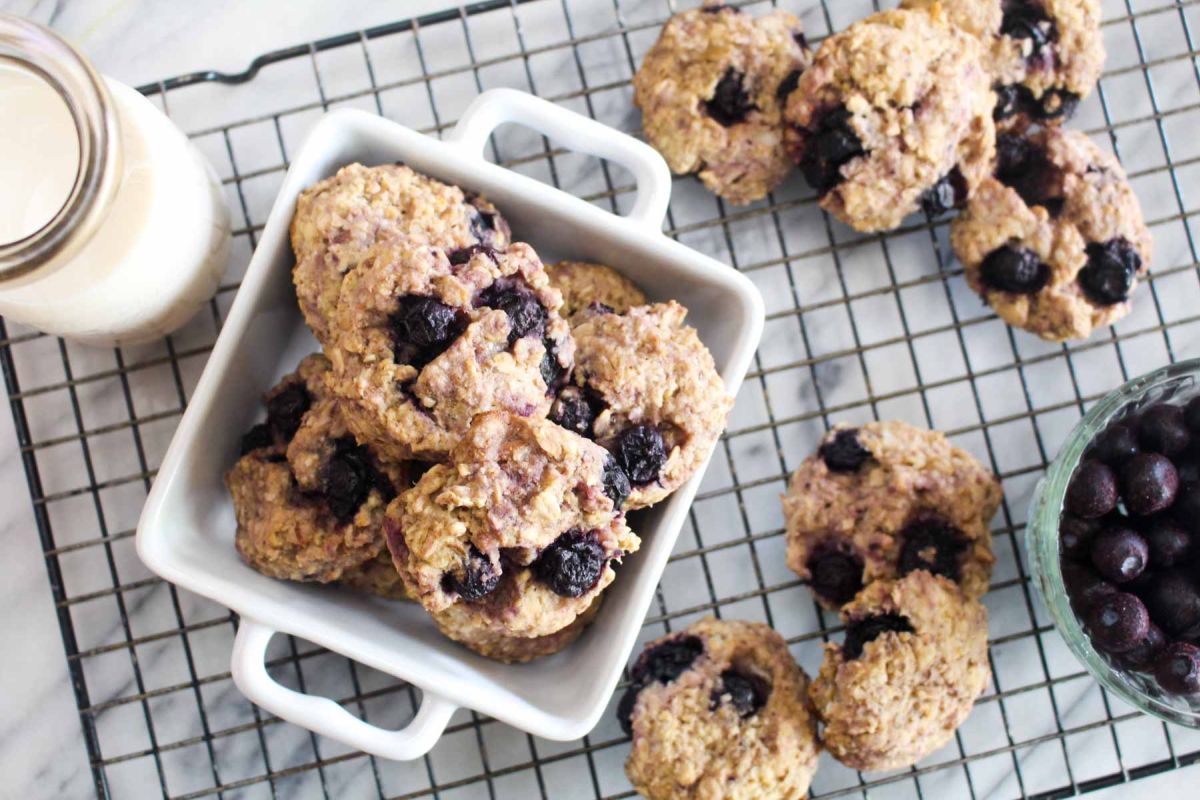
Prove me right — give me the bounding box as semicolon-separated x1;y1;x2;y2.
0;15;230;346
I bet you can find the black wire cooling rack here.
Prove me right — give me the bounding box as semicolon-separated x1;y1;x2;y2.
6;0;1200;797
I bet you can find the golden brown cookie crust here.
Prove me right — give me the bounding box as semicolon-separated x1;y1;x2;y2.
340;550;413;600
547;261;646;323
783;7;995;232
951;128;1152;341
625;617;820;800
570;302;732;509
633;4;811;205
290;162;509;343
783;420;1002;608
809;572;991;772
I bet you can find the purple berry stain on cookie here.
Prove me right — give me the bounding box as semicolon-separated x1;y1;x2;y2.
465;195;509;246
1079;238;1141;306
477;278;548;345
602;454;631;512
442;545;501;602
618;635;705;735
920;167;969;217
897;515;968;583
980;246;1051;295
705;67;756;127
615;424;668;485
550;385;601;438
807;547;864;607
265;383;311;443
321;437;389;524
532;529;607;597
819;428;871;472
776;69;803;102
994;134;1063;211
448;243;497;266
390;295;466;368
239;423;273;455
798;106;865;194
711;669;769;718
842;613;914;661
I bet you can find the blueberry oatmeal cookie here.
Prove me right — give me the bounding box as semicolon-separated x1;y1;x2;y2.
326;241;574;462
783;421;1002;609
384;412;639;661
951;128;1152;341
555;302;733;509
228;355;407;583
782;7;996;232
633;3;811;205
547;261;646;324
902;0;1104;129
291;163;510;344
340;551;412;600
618;618;820;800
809;571;991;771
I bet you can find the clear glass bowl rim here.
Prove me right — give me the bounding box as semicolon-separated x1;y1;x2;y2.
1027;357;1200;728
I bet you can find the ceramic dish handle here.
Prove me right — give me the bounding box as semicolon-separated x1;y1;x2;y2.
450;87;672;231
231;618;456;760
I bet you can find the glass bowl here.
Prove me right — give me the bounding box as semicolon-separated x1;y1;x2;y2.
1028;358;1200;728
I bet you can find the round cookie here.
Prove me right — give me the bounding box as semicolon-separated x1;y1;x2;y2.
384;412;639;660
429;594;603;663
327;241;574;462
951;128;1152;341
618;617;820;800
290;162;510;344
809;571;991;771
782;7;996;232
783;420;1002;609
902;0;1104;129
633;3;811;205
547;261;646;324
227;355;406;583
340;551;412;601
555;302;732;509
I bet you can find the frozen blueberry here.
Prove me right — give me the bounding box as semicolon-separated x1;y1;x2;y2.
1091;423;1140;466
1138;404;1191;457
807;548;863;607
631;636;705;686
1185;396;1200;435
920;167;968;217
265;383;311;443
842;613;914;661
1086;591;1150;654
897;515;967;582
1154;642;1200;695
1173;480;1200;534
240;423;273;455
1143;517;1193;568
532;529;607;597
390;295;465;367
442;546;500;602
615;424;668;485
1115;623;1166;672
980;245;1051;294
1063;561;1117;611
798;106;864;194
1060;514;1103;561
1141;570;1200;636
776;68;803;102
819;428;871;472
321;438;382;523
1001;4;1054;57
477;280;548;344
1089;525;1149;584
705;67;756;127
550;385;600;438
1120;453;1179;516
1079;238;1141;306
1065;459;1118;518
601;454;631;512
711;669;769;718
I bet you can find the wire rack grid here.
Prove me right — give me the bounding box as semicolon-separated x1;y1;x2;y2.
6;0;1200;797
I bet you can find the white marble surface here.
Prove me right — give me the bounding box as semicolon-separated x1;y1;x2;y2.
1;0;1199;798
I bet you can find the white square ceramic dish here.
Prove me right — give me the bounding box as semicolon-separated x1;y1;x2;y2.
137;89;764;760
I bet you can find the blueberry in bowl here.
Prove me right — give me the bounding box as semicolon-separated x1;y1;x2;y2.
1029;359;1200;727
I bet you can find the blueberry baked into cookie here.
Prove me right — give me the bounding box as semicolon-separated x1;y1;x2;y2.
227;354;408;585
619;618;821;800
951;127;1152;341
902;0;1105;129
384;412;639;661
558;302;733;509
291;163;510;344
547;260;646;324
782;6;996;231
633;2;811;205
326;241;574;462
810;571;991;771
783;420;1002;608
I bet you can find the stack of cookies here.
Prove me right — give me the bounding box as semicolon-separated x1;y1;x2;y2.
226;163;733;663
634;1;1152;342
